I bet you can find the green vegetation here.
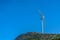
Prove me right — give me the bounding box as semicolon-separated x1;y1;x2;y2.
15;32;60;40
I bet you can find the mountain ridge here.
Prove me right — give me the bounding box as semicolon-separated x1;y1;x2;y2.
15;32;60;40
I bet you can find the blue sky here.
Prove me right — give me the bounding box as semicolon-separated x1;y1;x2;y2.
0;0;60;40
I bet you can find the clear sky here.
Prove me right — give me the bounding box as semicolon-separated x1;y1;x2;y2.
0;0;60;40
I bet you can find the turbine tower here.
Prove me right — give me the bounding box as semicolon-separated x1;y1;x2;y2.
38;10;45;34
41;14;44;34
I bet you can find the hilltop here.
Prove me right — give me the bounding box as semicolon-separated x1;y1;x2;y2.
15;32;60;40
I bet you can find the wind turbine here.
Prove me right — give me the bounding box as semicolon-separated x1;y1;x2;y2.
38;10;45;34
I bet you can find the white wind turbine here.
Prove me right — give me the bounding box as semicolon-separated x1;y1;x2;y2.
38;10;45;34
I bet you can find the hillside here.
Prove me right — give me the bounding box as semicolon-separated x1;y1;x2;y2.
15;32;60;40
